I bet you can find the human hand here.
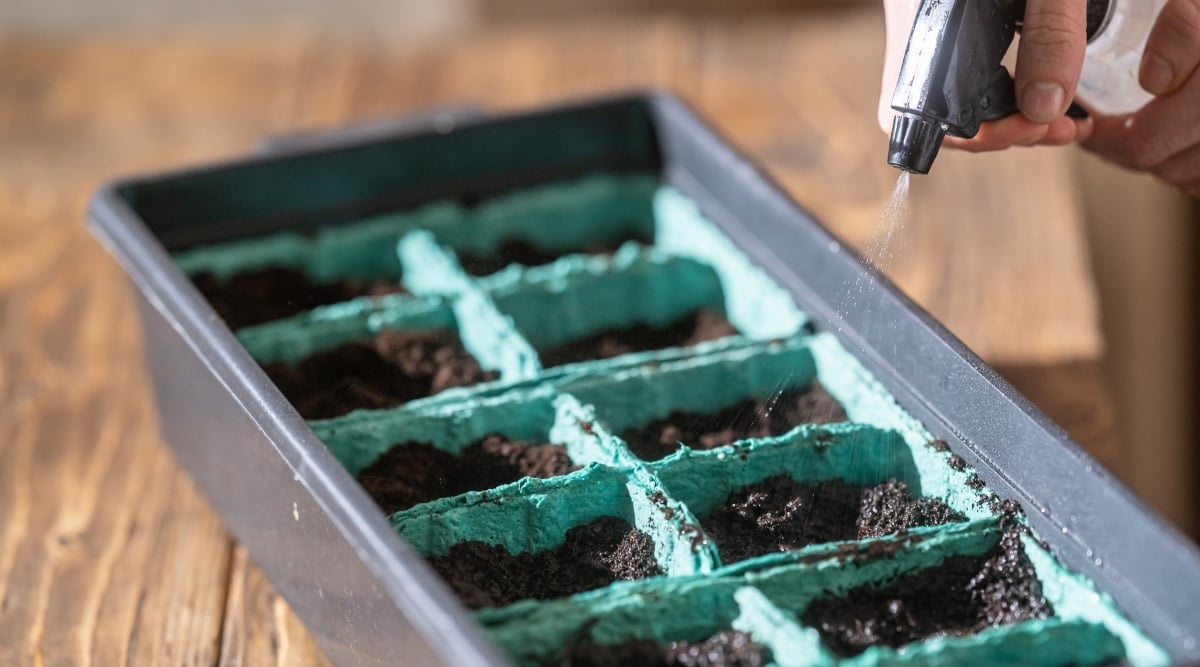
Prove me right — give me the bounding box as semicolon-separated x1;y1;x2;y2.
1081;0;1200;196
878;0;1094;151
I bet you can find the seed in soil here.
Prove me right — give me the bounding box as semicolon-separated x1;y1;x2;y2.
356;434;579;515
192;266;407;329
537;308;740;368
800;529;1053;656
263;328;497;419
619;382;848;461
426;516;662;609
553;629;771;667
702;476;965;565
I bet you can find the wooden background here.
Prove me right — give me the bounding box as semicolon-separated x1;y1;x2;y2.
0;9;1122;665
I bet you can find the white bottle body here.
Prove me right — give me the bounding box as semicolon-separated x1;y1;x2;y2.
1076;0;1167;115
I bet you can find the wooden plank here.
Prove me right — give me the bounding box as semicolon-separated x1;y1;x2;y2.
0;12;1116;667
0;190;235;666
219;547;330;667
0;30;321;667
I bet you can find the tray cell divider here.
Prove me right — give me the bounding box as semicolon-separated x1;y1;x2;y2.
739;520;1128;667
646;423;964;570
235;293;458;365
654;185;811;340
478;245;739;372
398;230;542;383
554;337;822;458
733;585;1125;667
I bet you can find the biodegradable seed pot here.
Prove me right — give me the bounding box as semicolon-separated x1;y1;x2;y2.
165;174;1166;666
90;94;1196;667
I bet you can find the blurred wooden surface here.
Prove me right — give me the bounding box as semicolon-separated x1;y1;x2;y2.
0;9;1116;665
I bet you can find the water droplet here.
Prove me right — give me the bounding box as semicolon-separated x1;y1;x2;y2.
1060;526;1069;534
1085;549;1094;558
1094;557;1103;567
836;173;910;326
828;240;840;253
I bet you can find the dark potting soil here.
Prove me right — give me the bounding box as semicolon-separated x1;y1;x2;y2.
538;308;740;369
191;266;407;329
427;516;662;610
620;382;848;461
703;477;965;565
456;236;651;277
554;630;771;667
356;434;580;515
800;529;1053;656
263;328;497;420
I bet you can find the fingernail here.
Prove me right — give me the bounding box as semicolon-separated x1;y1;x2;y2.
1140;52;1173;95
1021;81;1065;123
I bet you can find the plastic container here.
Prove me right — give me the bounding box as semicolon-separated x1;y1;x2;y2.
86;93;1200;666
1078;0;1168;115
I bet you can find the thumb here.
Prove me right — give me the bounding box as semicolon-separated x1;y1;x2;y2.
880;0;922;133
1014;0;1088;123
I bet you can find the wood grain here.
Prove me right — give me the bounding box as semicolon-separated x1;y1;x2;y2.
0;10;1115;666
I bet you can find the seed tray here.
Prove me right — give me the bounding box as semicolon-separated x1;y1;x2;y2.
87;93;1200;666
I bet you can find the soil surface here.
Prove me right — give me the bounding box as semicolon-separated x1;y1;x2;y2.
620;382;848;461
538;308;739;368
456;235;651;276
192;266;407;329
801;529;1053;656
555;630;771;667
427;516;661;609
356;434;579;515
856;479;969;539
703;477;965;564
263;328;497;419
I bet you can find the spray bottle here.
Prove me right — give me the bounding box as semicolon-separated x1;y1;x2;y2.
887;0;1167;174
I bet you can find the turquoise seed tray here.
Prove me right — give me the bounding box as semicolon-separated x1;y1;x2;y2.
164;173;1162;665
88;94;1200;667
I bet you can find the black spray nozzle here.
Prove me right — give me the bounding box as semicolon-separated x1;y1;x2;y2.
887;0;1110;174
888;114;946;174
887;0;1024;174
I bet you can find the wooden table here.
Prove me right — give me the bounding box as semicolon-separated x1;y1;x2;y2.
0;9;1117;665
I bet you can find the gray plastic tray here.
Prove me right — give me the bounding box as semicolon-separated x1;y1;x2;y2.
87;92;1200;666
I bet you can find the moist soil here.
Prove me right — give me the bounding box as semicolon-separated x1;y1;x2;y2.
263;328;497;419
801;529;1053;656
426;516;661;610
456;235;651;276
703;477;965;565
554;630;771;667
356;434;580;515
191;266;407;329
620;382;848;461
538;308;740;368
